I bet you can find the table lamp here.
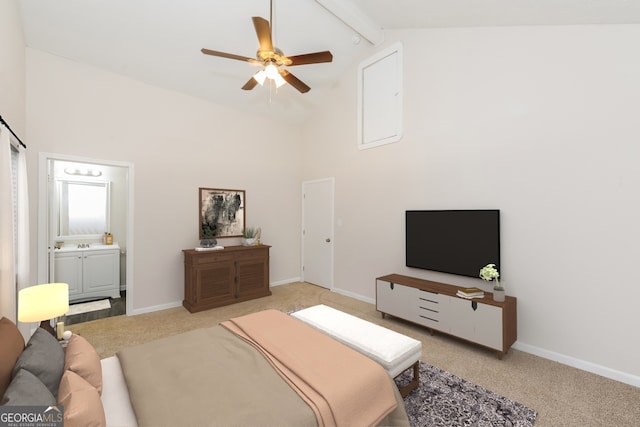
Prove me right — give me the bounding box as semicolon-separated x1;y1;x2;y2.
18;283;69;337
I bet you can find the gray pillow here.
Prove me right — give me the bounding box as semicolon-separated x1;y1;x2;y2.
1;368;56;406
11;328;65;398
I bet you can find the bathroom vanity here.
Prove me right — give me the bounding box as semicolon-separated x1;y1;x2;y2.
54;243;121;302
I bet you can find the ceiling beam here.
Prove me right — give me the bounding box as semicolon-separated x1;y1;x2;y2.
315;0;385;46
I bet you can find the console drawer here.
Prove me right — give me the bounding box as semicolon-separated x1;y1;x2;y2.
414;290;446;328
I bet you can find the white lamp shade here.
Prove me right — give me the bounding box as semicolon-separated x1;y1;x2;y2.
18;283;69;322
264;63;279;79
273;72;287;88
253;70;267;85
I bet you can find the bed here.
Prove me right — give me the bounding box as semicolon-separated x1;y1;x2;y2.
1;311;410;426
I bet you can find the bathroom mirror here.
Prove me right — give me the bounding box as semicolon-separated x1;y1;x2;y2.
56;179;110;239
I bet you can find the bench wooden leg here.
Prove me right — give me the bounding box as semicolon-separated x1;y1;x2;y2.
395;361;420;397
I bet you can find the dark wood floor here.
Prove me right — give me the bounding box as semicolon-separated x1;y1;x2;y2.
65;292;126;326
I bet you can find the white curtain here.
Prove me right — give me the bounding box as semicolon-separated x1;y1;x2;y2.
0;125;30;331
0;125;17;320
16;142;30;310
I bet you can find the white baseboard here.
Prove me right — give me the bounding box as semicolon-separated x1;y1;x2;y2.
336;287;640;388
128;278;300;315
512;342;640;388
332;287;375;305
270;277;301;287
130;300;183;316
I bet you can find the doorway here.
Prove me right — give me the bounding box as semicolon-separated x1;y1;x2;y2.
37;153;134;319
301;178;334;289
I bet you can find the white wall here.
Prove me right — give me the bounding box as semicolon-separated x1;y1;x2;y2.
0;0;26;321
302;25;640;383
0;0;25;133
25;49;303;312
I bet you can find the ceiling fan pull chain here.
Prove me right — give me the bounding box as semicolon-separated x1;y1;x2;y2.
270;0;276;49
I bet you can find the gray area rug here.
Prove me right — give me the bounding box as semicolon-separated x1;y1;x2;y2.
396;362;537;427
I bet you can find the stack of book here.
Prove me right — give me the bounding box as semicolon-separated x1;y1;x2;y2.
456;287;485;299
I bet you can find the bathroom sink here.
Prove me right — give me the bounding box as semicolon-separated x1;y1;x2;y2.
54;242;119;252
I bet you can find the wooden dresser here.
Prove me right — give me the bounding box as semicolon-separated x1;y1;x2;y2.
182;245;271;313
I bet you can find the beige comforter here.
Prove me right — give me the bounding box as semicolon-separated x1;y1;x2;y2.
221;310;399;426
118;310;409;427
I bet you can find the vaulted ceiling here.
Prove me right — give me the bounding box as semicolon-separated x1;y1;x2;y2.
18;0;640;124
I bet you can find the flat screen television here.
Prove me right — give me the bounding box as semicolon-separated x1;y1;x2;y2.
406;210;500;279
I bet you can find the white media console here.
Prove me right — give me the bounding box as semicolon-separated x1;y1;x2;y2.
376;274;517;359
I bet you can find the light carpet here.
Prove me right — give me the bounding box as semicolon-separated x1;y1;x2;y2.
67;299;111;316
397;361;537;427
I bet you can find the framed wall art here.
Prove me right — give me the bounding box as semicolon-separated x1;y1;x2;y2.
199;188;245;239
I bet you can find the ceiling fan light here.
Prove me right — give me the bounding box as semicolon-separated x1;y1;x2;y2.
274;72;287;88
265;63;279;79
253;70;267;85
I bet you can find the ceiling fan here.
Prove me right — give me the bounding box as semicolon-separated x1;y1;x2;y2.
201;0;333;93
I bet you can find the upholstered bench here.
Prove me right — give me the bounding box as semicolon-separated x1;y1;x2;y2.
291;304;422;397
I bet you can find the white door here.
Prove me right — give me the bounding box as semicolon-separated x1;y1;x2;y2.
302;178;334;289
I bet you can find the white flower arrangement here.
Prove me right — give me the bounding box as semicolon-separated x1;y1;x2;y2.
479;263;503;291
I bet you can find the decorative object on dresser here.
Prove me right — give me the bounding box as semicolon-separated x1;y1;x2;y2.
376;274;517;359
456;287;485;299
480;263;504;302
242;226;261;246
199;187;245;239
199;238;217;248
183;245;271;313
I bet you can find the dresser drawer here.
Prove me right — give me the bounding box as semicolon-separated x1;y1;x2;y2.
185;251;234;265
